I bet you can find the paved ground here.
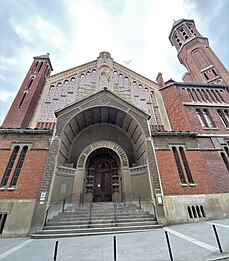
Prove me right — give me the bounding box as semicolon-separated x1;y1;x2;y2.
0;219;228;261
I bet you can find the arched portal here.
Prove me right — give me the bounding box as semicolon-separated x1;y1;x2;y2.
49;90;157;206
86;148;120;202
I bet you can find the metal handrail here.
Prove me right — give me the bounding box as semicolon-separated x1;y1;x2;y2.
44;192;76;226
128;192;157;220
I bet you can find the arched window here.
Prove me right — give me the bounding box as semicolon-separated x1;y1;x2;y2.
18;92;27;108
196;109;207;128
187;89;195;101
215;90;224;103
33;61;39;73
27;77;34;89
204;73;209;80
221;152;229;171
212;69;217;77
1;146;20;187
217;109;229;128
203;109;214;128
192;89;200;101
37;62;43;73
172;146;186;184
203;89;211;102
224;147;229;157
179;147;194;183
197;89;206;102
10;146;28;187
208;90;217;103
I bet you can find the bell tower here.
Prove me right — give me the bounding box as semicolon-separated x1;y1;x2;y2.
2;54;53;128
169;19;228;84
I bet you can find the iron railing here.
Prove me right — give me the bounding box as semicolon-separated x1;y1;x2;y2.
44;191;157;227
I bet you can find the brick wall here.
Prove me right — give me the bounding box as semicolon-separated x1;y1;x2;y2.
186;108;229;134
0;130;52;200
0;150;48;199
156;150;216;196
161;83;229;134
160;85;190;131
201;151;229;193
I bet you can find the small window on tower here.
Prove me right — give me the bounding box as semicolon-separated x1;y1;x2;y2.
204;73;209;80
27;77;34;89
18;92;27;108
212;69;218;77
37;61;43;73
33;61;39;72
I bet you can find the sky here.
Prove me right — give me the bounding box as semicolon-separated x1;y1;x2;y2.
0;0;228;125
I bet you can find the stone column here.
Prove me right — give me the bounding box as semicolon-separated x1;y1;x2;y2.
122;168;132;202
30;136;61;233
72;168;85;202
146;138;166;224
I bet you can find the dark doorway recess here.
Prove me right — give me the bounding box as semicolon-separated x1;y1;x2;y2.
86;149;119;202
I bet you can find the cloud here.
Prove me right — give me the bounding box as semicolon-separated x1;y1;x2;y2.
11;15;66;50
0;90;16;102
14;24;33;43
0;0;228;126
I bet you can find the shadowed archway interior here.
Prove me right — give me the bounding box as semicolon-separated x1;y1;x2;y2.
85;148;120;202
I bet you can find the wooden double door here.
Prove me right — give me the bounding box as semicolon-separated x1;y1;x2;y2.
93;160;112;202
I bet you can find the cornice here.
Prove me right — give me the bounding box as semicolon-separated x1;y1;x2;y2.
151;131;197;137
0;128;53;135
49;60;97;84
113;62;158;89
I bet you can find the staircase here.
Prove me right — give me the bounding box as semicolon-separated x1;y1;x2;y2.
31;202;162;239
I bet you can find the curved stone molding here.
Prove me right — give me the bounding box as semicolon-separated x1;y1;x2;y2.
77;140;129;168
129;110;150;137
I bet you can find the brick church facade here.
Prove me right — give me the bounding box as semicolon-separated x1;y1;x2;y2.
0;19;228;237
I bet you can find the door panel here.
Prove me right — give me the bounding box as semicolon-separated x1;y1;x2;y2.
93;161;112;202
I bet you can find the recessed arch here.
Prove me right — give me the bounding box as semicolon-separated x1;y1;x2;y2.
57;105;148;166
77;140;128;169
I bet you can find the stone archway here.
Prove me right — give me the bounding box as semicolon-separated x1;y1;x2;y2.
74;141;130;203
77;140;129;169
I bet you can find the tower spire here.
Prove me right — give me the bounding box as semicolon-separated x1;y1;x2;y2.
169;19;228;84
2;54;53;128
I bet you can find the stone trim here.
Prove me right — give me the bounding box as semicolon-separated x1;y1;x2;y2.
0;128;53;134
77;140;129;168
40;138;60;192
151;131;197;137
160;81;227;91
146;140;161;193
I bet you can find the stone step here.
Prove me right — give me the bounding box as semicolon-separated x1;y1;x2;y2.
64;209;143;214
32;224;163;239
54;211;150;217
56;209;148;216
47;217;156;225
66;204;140;211
32;202;159;239
31;227;162;239
45;220;158;229
51;214;153;221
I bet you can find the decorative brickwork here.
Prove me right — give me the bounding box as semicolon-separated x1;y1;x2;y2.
40;138;60;192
